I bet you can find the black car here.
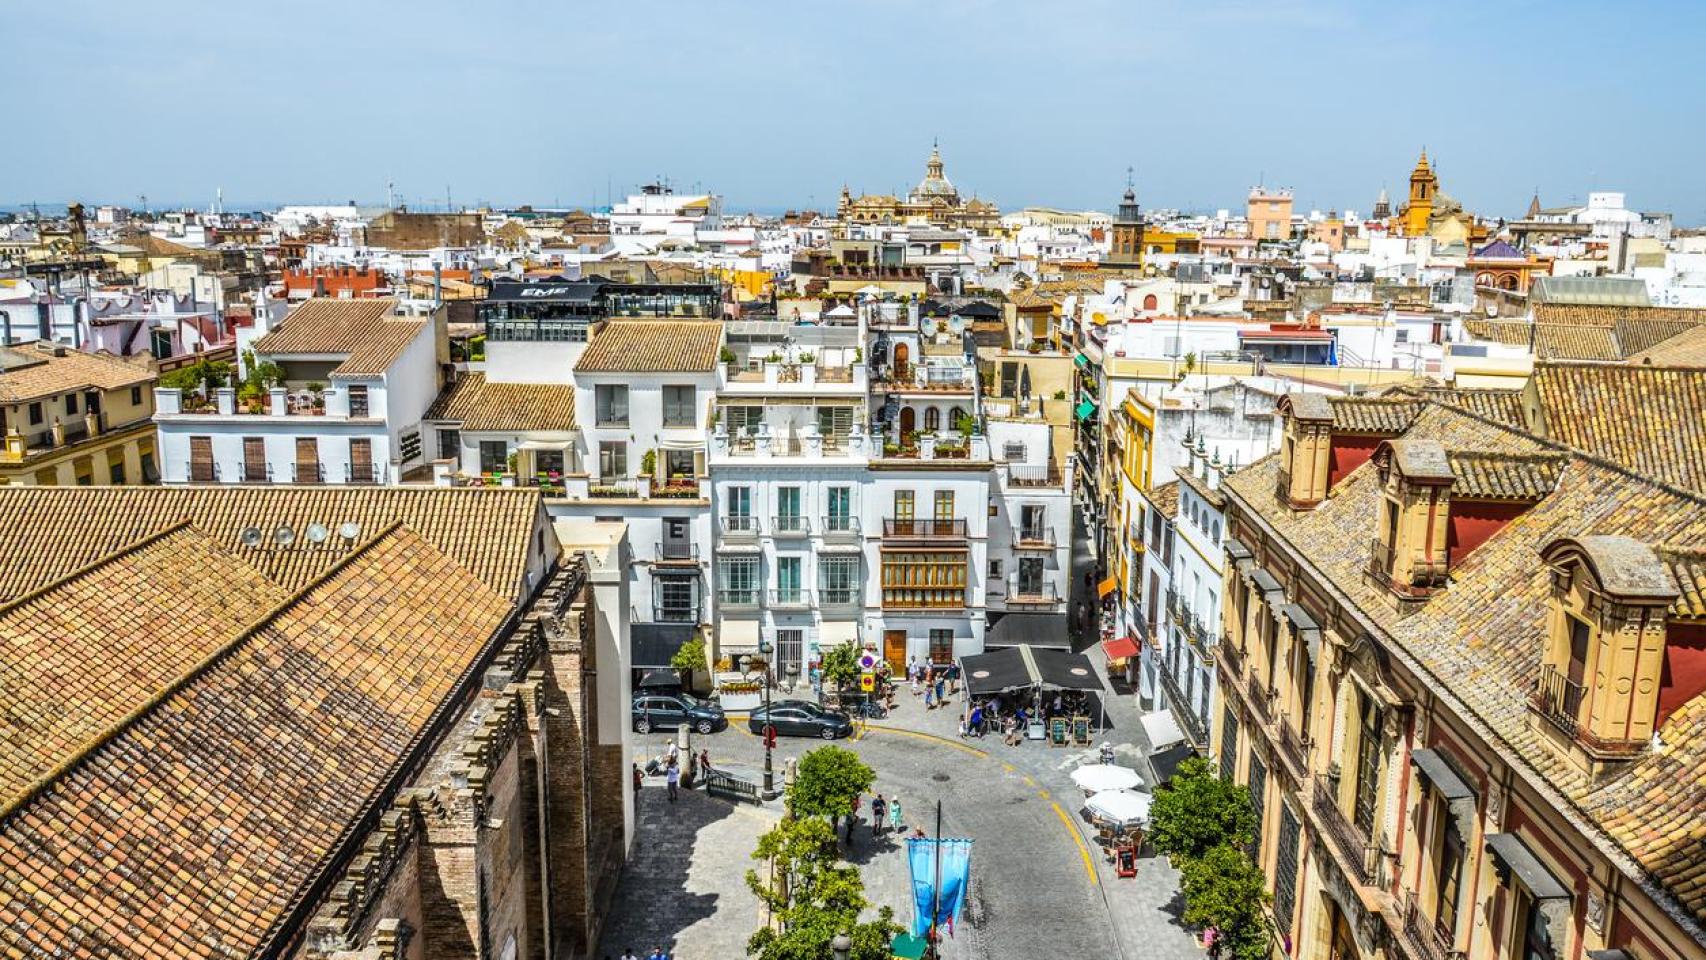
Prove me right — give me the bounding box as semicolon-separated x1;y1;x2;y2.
747;699;854;740
633;693;727;734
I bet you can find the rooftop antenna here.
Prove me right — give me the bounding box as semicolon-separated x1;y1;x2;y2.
387;180;396;209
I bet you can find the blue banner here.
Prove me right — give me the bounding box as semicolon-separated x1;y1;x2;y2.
906;838;974;937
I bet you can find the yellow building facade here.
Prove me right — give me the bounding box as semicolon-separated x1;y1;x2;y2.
0;343;159;486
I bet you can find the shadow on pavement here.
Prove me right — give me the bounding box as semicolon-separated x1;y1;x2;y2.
596;786;740;957
840;823;902;866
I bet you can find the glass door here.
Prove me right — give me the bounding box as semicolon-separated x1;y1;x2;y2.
776;556;802;604
826;486;852;534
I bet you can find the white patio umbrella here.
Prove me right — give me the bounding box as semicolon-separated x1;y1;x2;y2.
1084;789;1153;829
1071;764;1143;794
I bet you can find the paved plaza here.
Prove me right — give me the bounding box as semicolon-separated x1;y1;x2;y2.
597;645;1204;960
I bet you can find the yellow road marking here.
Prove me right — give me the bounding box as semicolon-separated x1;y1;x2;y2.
1038;788;1051;800
858;725;989;758
1022;775;1036;787
1001;762;1015;773
1053;801;1100;886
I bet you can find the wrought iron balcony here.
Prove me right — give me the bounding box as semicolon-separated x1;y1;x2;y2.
717;588;761;611
1533;664;1585;739
1311;777;1385;888
186;460;219;483
720;515;761;540
767;588;813;609
882;518;967;541
1277;713;1311;775
820;515;860;540
771;514;811;537
291;462;324;485
236;460;271;484
655;540;699;563
1245;674;1275;726
1400;890;1465;960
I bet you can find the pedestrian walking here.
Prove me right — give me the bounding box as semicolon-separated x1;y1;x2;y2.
889;795;904;834
969;704;984;738
632;763;642;794
934;675;946;705
871;794;888;836
665;760;680;802
621;949;639;960
957;711;968;738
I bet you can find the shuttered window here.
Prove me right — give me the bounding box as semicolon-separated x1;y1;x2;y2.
242;437;267;482
1219;707;1239;781
350;438;374;484
1273;804;1301;938
1247;752;1268;854
189;436;214;482
294;438;320;484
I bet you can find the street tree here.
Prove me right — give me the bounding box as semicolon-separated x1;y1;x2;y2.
819;642;862;698
1178;844;1272;960
786;745;876;822
746;815;900;960
670;634;706;691
1148;757;1257;864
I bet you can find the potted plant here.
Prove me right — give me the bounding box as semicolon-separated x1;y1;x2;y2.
1053;389;1067;401
306;381;326;412
719;345;737;364
799;351;816;364
640;449;657;477
1027;341;1042;354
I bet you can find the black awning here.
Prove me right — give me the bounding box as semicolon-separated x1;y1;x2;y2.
960;647;1034;695
1029;647;1106;691
986;612;1070;649
487;280;603;302
632;623;696;669
1485;833;1571;902
1411;748;1474;802
1148;742;1196;784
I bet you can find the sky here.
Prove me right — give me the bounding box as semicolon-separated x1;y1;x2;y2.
7;0;1706;222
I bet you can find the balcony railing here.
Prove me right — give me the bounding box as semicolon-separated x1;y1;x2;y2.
237;460;272;484
1157;665;1209;749
1016;527;1055;550
344;462;383;485
717;588;761;610
1008;461;1064;487
1167;590;1186;626
1275;466;1292;502
820;587;861;611
1534;664;1584;739
291;462;324;485
1401;890;1463;960
883;518;967;540
1277;713;1311;775
821;515;860;539
1312;777;1383;887
1186;616;1216;661
186;460;219;483
721;515;761;539
653;477;702;498
1219;640;1244;678
771;515;810;537
1245;674;1274;726
655;540;699;563
1006;580;1061;606
588;479;641;498
768;588;813;609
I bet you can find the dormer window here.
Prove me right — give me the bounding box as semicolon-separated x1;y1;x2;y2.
1275;393;1333;509
1366;439;1453;600
1533;536;1681;765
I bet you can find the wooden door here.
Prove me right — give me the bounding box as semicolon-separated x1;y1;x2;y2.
884;630;908;671
898;406;916;439
893;341;910;380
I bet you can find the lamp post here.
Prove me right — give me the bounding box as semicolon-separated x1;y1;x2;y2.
831;932;851;960
759;637;775;797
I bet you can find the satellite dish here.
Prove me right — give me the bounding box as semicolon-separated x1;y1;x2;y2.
338;521;362;542
948;316;965;333
305;522;329;544
273;525;296;547
240;526;263;548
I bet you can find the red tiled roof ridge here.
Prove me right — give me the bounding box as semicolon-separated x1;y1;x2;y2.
0;519;193;622
0;519;405;824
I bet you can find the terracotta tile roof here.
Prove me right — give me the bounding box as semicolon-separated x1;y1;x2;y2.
0;525;287;810
1389;383;1528;427
0;486;543;601
1613;317;1706;358
425;373;577;432
1463;310;1706;363
1224;402;1706;926
1445;451;1565;500
1463;318;1622;361
250;298;428;377
1659;546;1706;618
1147;479;1180;519
1533;303;1706;329
1532;362;1706;495
573;320;723;373
0;525;513;959
1327;397;1420;434
1629;323;1706;368
0;345;154;403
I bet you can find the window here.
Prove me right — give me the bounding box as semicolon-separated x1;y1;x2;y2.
820;556;859;605
480;440;509;474
595;384;629;426
438;428;461;461
817;406;852;442
1003;441;1026;462
663;385;695;427
776;486;804;533
1273;805;1301;937
598;441;627;478
825;486;853;532
130;386;142;406
989;558;1003;577
893;490;915;520
720;556;760;602
348;385;369;417
1016;557;1045;596
663;448;695;479
294;437;320;484
139;450;157;483
108;458;124;484
661;517;692;560
1353;691;1385;838
1435;811;1465;941
726;405;763;436
776;556;803;604
1219;707;1239;780
1020;504;1045;541
655;576;697;622
28;402;42;426
65;393;78;415
1247;752;1267;850
1517;893;1552;960
881;552;967;608
349;438;374;483
929;629;955;664
924;407;940;432
776;628;804;675
933;490;955;520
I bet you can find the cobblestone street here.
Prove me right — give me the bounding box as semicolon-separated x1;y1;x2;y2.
598;644;1203;960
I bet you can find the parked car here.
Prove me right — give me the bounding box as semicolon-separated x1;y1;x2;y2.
747;699;854;740
633;692;726;735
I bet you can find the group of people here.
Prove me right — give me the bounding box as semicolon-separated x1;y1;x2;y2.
631;744;716;804
906;657;960;709
959;690;1096;746
611;948;673;960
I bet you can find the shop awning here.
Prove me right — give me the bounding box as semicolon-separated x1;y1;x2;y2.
1140;710;1186;750
1097;575;1119;599
1485;833;1571;903
960;647;1036;695
986;612;1070;649
632;623;696;669
719;619;760;651
1148;741;1195;784
819;621;859;648
1073;353;1091;370
1075;399;1096;422
1102;634;1141;661
1030;647;1105;691
517;438;574;451
961;644;1103;694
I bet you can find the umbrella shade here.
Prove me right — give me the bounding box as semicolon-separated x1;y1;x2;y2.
1084;789;1153;828
1071;764;1143;793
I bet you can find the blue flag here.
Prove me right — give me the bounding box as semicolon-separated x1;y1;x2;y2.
906;838;974;937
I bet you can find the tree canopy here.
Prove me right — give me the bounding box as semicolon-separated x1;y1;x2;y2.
819;641;862;693
745;815;899;960
1148;757;1257;863
786;746;875;821
1148;757;1270;959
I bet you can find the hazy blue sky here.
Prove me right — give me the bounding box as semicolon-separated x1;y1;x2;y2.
8;1;1704;221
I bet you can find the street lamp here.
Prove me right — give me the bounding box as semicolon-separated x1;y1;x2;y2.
831;932;851;960
759;637;775;797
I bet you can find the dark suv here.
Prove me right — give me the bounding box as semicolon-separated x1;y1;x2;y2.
633;692;727;735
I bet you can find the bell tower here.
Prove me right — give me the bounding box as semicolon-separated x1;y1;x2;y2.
1403;151;1437;237
1103;168;1145;272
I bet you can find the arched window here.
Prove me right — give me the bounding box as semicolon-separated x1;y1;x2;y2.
924;407;941;432
948;406;966;430
1142;294;1159;311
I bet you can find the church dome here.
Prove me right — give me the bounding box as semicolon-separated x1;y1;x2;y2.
912;144;958;201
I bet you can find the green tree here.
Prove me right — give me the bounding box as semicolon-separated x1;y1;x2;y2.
160;359;232;395
1148;757;1257;864
745;816;901;960
819;641;861;696
670;634;706;691
786;745;875;822
1178;844;1271;960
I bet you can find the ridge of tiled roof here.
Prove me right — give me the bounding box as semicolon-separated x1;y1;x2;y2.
1532;361;1706;496
1629;323;1706;368
1658;546;1706;618
573;319;723;373
1224;400;1706;929
1445;450;1566;501
0;524;514;958
425;372;577;432
1383;380;1529;428
250;298;428;377
1326;396;1420;433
